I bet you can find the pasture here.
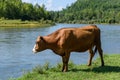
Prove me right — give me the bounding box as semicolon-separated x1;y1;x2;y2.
15;54;120;80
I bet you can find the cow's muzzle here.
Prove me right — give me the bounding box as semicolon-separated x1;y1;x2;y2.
32;45;38;53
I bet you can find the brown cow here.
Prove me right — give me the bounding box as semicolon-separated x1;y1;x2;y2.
32;25;104;72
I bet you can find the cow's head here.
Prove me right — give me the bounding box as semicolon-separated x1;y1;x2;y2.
32;36;46;53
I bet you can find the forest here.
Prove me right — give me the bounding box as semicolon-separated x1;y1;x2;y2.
0;0;120;24
0;0;51;21
50;0;120;24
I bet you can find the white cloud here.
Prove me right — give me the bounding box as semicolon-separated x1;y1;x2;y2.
22;0;77;11
45;0;64;11
58;6;64;11
45;0;53;11
22;0;32;3
22;0;39;5
51;6;64;11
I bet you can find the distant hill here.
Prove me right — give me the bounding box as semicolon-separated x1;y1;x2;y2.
50;0;120;24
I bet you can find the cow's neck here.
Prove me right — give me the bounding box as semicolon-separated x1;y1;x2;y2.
43;36;57;50
43;36;64;55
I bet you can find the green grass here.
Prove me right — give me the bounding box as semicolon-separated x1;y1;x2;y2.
0;19;55;27
12;54;120;80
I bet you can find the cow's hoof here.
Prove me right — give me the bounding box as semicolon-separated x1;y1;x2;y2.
62;69;67;72
101;64;104;67
87;64;91;66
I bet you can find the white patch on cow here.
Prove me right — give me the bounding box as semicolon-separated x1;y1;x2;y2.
32;45;37;53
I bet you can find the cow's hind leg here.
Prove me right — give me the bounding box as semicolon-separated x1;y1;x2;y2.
62;52;70;72
97;45;104;66
96;29;104;66
88;48;95;66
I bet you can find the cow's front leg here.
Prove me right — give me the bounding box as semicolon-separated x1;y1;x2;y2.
62;52;70;72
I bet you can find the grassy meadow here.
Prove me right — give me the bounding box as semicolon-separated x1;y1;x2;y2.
0;19;55;28
12;54;120;80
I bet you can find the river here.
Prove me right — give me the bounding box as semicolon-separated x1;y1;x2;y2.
0;24;120;80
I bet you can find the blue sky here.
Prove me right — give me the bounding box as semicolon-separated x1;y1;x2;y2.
22;0;77;11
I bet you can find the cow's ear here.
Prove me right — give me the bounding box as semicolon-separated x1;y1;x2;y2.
40;36;45;42
40;36;43;40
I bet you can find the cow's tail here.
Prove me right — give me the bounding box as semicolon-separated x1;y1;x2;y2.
94;46;97;54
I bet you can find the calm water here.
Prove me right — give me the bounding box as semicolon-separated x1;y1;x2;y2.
0;24;120;80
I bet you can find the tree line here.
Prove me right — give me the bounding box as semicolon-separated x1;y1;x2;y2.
0;0;51;21
0;0;120;24
50;0;120;24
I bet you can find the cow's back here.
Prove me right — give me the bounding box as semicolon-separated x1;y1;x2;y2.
58;25;99;52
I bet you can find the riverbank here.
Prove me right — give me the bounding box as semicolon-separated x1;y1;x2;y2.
14;54;120;80
0;19;55;28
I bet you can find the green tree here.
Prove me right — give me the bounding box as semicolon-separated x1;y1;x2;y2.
51;0;120;24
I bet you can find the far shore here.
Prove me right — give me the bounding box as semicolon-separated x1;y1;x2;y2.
0;19;55;28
